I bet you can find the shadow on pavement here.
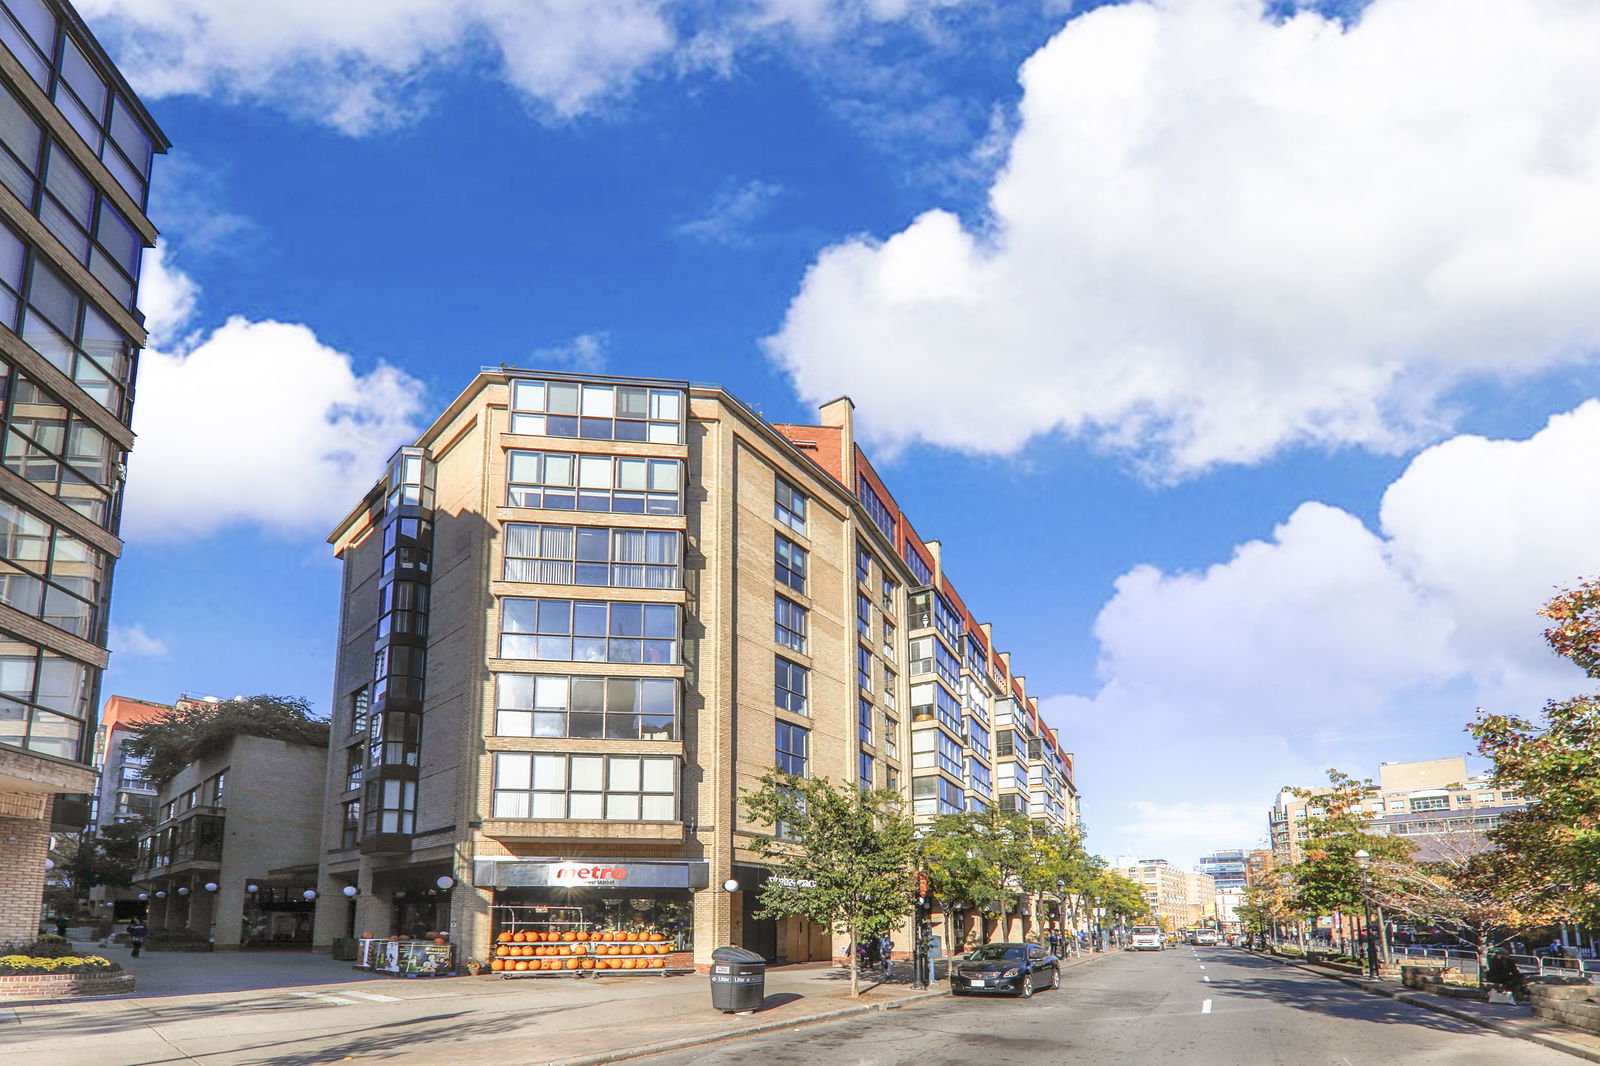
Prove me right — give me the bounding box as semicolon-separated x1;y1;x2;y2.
1201;951;1488;1037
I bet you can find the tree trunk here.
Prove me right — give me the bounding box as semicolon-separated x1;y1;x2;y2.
848;924;859;998
1376;906;1392;966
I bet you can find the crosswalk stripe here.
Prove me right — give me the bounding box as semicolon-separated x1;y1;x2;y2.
287;991;360;1006
342;990;400;1002
0;1008;18;1025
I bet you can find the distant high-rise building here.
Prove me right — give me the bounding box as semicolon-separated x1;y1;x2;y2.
1114;858;1215;929
0;0;168;942
1196;848;1249;893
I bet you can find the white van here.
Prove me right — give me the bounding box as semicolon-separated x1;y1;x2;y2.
1130;926;1164;951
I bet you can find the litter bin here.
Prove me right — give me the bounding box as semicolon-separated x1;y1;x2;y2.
710;945;767;1013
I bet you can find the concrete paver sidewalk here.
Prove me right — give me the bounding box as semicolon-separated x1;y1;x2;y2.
1254;949;1600;1063
3;937;1126;1065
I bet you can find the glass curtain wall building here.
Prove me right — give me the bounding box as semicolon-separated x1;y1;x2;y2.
0;0;167;943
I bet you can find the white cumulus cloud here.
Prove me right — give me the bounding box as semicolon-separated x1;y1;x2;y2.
121;252;427;541
78;0;971;133
1055;402;1600;863
769;0;1600;475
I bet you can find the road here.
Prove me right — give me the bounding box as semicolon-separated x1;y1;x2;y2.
636;946;1577;1066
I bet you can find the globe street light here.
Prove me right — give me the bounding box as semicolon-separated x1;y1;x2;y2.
1353;850;1378;979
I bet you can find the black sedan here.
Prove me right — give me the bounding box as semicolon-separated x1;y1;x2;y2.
949;942;1060;998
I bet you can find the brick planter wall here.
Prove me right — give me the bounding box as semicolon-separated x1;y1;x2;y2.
0;970;135;1000
1531;986;1600;1033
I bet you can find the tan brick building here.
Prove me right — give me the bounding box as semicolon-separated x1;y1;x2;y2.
133;730;327;949
1269;757;1524;866
0;0;167;943
1113;858;1215;931
312;370;1078;965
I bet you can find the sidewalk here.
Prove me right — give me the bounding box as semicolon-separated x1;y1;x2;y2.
1254;949;1600;1063
2;939;1126;1066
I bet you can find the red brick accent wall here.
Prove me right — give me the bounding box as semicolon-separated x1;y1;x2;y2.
0;812;49;944
0;970;135;1000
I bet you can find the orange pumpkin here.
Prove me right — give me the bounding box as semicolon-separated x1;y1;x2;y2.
562;931;576;942
602;932;616;942
625;931;639;942
497;932;512;943
512;960;527;971
547;959;561;970
576;931;590;942
434;937;448;945
564;958;579;970
490;958;504;971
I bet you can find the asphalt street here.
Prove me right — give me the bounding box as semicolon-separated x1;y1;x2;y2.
636;946;1579;1066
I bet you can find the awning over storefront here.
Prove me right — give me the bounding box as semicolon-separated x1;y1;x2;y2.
473;858;709;890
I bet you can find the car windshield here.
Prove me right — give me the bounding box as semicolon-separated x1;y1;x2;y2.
968;945;1026;962
1133;927;1160;935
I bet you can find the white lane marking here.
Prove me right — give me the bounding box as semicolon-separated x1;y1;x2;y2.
342;990;400;1003
1202;999;1213;1014
1199;965;1206;970
1203;976;1211;982
287;991;361;1006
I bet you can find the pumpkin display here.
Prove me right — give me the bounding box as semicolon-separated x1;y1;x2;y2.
576;931;590;942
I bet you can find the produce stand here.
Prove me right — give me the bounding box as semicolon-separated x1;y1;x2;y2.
356;937;456;976
490;904;694;978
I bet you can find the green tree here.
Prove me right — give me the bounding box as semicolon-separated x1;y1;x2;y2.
1288;770;1414;940
1470;578;1600;927
127;695;329;783
919;807;1036;943
1082;867;1149;932
743;772;916;997
1236;874;1295;941
44;820;149;913
1016;822;1091;940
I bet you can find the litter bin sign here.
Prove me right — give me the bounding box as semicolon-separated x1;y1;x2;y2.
709;945;767;1013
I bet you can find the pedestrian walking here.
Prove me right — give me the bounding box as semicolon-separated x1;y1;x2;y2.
879;935;894;976
128;918;148;958
53;915;69;938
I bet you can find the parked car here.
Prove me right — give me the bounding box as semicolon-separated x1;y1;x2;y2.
950;942;1060;998
1130;926;1164;951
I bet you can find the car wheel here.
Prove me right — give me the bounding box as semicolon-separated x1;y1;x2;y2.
1019;973;1034;999
1050;966;1061;990
951;988;966;997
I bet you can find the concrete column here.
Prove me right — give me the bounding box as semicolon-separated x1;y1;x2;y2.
214;878;246;950
449;877;492;966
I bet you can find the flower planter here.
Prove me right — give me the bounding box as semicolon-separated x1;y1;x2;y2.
0;970;135;1000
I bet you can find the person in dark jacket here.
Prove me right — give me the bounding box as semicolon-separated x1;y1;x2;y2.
127;919;149;958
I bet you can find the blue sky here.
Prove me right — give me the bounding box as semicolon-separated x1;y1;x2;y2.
87;0;1600;868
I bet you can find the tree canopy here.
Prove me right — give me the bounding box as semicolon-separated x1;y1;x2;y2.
1288;769;1413;918
743;772;916;997
126;695;329;783
1470;578;1600;926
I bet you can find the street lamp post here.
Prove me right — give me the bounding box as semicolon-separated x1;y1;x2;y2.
1092;906;1106;952
1353;850;1378;980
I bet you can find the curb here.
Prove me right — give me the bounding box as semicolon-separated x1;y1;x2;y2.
546;947;1127;1066
1248;950;1600;1064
